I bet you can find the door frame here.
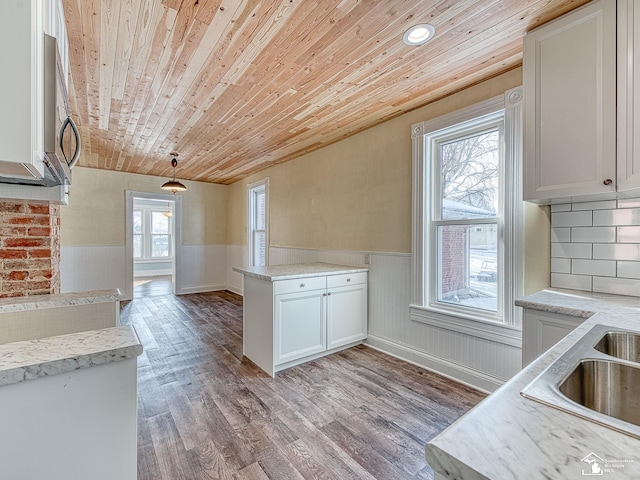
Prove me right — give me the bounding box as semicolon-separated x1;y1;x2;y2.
124;190;183;300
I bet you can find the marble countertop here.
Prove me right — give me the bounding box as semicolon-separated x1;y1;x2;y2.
232;262;368;281
516;288;640;318
426;289;640;479
0;289;121;314
0;326;142;387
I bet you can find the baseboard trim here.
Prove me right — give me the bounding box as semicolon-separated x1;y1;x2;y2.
365;334;504;393
227;286;243;296
177;283;228;295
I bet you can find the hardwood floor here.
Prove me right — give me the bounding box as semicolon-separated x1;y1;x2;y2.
121;290;486;480
134;275;173;297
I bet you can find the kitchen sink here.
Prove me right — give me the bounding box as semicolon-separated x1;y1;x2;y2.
521;324;640;439
594;331;640;363
558;359;640;428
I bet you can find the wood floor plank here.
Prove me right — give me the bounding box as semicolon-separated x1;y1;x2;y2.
123;285;486;480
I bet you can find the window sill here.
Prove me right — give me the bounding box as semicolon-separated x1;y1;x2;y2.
134;258;174;263
409;304;522;347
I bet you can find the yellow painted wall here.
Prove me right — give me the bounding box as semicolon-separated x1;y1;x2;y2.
60;167;228;246
228;66;549;286
230;68;522;252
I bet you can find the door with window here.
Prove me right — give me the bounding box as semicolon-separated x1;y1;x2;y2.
248;179;269;266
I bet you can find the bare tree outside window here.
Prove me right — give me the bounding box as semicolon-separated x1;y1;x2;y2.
440;130;500;220
435;127;501;312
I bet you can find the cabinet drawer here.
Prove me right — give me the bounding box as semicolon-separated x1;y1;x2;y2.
327;272;367;288
274;276;326;295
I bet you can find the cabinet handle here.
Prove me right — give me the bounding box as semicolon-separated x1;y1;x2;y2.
327;292;332;296
603;179;613;186
346;278;351;282
299;283;305;288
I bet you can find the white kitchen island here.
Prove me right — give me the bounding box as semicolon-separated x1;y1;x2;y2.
233;262;368;376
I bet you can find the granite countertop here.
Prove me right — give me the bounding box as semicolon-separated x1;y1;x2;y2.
0;326;142;387
0;289;121;314
426;289;640;479
232;262;368;281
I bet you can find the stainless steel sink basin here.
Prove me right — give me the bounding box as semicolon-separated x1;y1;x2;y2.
594;331;640;363
521;324;640;439
558;359;640;427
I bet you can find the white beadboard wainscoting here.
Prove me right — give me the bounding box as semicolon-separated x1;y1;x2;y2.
550;199;640;296
61;245;126;293
178;245;228;294
226;244;247;295
61;244;229;299
269;246;521;392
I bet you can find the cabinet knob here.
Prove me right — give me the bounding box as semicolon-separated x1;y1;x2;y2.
603;179;613;186
299;283;305;288
327;292;332;296
346;278;351;282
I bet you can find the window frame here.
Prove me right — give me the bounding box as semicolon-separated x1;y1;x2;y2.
410;88;524;341
133;204;174;261
247;177;269;267
429;113;504;322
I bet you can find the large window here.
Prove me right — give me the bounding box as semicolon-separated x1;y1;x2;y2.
248;178;269;266
133;204;173;260
411;89;523;329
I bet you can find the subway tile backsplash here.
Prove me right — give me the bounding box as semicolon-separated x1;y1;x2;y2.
550;200;640;296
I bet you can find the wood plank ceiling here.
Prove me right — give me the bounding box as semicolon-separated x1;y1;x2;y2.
63;0;590;185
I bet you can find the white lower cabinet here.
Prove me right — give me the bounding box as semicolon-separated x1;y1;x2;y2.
326;280;368;350
243;270;367;376
522;309;586;367
275;288;326;363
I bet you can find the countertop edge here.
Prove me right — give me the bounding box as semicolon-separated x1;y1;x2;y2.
0;289;122;313
0;325;143;387
232;262;368;281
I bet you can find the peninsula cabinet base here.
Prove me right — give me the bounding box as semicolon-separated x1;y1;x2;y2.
237;264;368;377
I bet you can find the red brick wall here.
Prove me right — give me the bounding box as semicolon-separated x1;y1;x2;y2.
0;200;60;298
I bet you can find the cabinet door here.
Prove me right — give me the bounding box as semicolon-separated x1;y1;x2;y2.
275;289;326;364
326;283;367;350
523;0;616;202
522;309;584;367
617;0;640;191
0;0;45;178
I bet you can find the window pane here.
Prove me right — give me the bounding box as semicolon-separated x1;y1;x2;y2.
151;212;170;234
255;190;266;230
133;210;143;234
440;130;500;220
151;234;170;257
253;231;266;266
133;234;142;258
436;223;498;312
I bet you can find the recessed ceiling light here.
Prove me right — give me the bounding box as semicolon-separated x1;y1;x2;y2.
403;23;435;46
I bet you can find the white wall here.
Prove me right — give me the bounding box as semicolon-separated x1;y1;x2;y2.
61;244;228;297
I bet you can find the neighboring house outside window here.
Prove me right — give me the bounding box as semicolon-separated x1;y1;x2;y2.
411;88;524;334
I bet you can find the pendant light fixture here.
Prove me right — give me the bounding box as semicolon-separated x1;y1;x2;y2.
161;152;187;194
162;201;173;217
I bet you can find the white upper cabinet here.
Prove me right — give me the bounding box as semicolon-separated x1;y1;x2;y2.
0;0;45;179
524;0;617;203
617;0;640;192
0;0;68;180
